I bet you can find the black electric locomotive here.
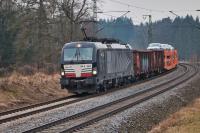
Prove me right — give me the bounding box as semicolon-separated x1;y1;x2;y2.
60;39;134;94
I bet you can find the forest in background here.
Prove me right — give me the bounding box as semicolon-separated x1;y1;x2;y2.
1;0;200;75
98;16;200;60
0;0;90;75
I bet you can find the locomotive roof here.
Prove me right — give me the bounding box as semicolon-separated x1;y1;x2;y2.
63;41;132;50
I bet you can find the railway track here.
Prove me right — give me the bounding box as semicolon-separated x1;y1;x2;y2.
0;64;179;125
22;63;197;133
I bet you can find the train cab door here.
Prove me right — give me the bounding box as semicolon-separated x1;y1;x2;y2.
97;49;106;79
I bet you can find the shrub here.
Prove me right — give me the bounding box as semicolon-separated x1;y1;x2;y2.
0;67;9;77
17;65;37;76
42;63;59;75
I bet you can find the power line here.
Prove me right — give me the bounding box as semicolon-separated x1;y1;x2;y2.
99;0;200;25
169;9;200;13
169;11;179;17
108;0;200;14
100;13;142;24
96;10;131;13
169;11;200;30
95;11;131;35
99;13;118;18
108;0;165;13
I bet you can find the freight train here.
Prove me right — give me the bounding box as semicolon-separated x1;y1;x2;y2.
60;40;178;94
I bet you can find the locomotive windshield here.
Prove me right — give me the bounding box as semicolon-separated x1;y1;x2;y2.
64;47;93;61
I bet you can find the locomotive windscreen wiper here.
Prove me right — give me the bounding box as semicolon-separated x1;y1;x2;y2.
69;49;78;62
64;48;78;62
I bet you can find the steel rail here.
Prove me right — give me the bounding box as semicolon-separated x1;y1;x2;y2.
62;64;196;133
23;64;192;133
62;64;197;133
0;96;75;116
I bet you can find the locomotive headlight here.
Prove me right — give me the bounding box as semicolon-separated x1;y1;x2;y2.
93;70;97;75
92;67;97;75
61;72;65;76
61;69;65;76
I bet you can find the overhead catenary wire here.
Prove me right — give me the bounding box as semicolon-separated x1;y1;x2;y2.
96;10;131;13
97;0;200;25
108;0;200;14
169;9;200;13
108;0;166;13
95;10;131;34
99;13;118;18
169;11;200;30
94;0;200;37
99;13;142;24
104;0;188;26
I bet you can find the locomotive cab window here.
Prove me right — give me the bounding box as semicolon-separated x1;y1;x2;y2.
64;47;93;61
64;48;77;61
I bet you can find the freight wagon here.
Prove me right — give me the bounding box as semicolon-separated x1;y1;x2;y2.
147;43;178;70
133;50;164;79
163;49;178;70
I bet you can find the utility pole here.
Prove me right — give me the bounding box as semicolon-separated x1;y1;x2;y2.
93;0;97;21
92;0;97;37
143;15;153;44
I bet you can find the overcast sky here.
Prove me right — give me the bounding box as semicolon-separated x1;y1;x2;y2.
97;0;200;25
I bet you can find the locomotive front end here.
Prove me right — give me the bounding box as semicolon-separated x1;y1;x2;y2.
60;42;97;94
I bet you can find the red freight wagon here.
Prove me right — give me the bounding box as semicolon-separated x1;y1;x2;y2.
174;50;178;67
151;50;164;73
133;50;164;78
163;49;178;70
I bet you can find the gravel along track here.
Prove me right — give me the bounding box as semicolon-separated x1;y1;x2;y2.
0;64;187;133
0;95;81;123
20;64;194;133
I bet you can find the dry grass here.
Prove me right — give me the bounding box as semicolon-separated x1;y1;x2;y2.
0;72;68;111
149;98;200;133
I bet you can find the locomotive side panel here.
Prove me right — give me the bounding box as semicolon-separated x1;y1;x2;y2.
97;49;134;84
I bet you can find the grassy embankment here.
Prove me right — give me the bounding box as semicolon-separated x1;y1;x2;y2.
0;72;68;111
150;98;200;133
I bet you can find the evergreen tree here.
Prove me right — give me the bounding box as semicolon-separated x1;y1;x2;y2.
0;0;19;67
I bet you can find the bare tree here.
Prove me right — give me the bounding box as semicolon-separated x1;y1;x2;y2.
0;0;91;70
58;0;90;41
